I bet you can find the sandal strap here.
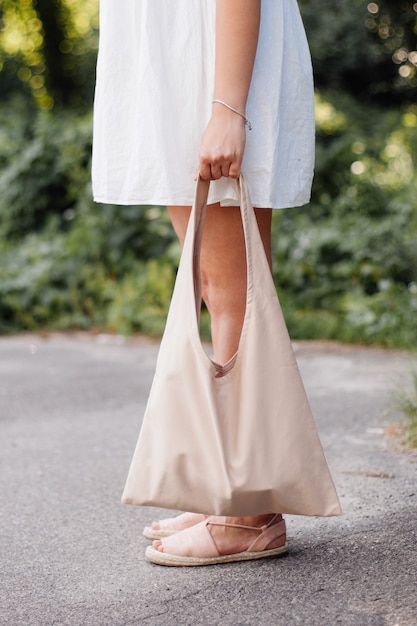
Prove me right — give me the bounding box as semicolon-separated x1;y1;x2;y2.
207;517;262;531
207;515;286;553
248;519;286;552
207;514;282;533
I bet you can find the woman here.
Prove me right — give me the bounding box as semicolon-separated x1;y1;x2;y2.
93;0;340;566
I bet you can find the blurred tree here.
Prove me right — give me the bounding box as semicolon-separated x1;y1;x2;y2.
33;0;75;106
299;0;417;103
1;0;415;108
0;0;98;109
365;0;417;95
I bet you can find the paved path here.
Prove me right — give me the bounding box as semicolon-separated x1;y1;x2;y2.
1;334;416;626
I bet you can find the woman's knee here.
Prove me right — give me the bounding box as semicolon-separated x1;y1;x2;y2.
200;266;246;319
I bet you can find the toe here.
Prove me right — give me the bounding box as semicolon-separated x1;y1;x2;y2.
151;521;160;530
152;540;164;553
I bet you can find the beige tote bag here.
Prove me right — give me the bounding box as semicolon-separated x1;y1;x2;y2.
122;176;341;517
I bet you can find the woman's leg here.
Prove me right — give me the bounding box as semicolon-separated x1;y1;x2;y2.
168;202;272;364
158;202;282;555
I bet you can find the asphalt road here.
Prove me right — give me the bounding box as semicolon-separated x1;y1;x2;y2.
1;334;416;626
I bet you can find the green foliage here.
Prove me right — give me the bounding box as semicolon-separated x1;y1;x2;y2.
0;103;92;238
106;260;175;336
0;0;98;108
272;91;417;349
0;99;177;335
0;94;416;348
0;210;177;335
365;0;417;93
0;228;109;332
298;0;417;103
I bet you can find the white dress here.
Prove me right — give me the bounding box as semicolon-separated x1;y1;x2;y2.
92;0;315;209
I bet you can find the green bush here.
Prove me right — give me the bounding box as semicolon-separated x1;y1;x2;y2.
106;260;175;336
0;220;177;335
298;0;417;103
0;100;93;239
0;99;177;334
273;91;417;348
0;93;416;348
0;229;108;332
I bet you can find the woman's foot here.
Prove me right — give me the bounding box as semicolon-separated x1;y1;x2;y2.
146;514;287;566
143;512;208;540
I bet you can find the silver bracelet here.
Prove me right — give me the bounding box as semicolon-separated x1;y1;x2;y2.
212;99;252;130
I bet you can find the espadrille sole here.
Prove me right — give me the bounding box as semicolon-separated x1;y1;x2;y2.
145;543;288;567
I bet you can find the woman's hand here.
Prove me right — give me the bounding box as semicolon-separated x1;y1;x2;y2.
198;106;246;180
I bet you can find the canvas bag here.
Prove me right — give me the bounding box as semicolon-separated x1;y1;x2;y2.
122;175;341;517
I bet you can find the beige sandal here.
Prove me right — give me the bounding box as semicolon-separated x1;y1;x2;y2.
143;512;208;540
145;515;287;566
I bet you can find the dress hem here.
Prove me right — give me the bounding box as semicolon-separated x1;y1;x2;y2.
92;194;311;210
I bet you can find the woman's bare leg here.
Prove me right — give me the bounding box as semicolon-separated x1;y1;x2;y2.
168;202;272;364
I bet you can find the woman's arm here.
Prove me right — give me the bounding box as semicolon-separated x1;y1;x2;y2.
199;0;261;181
